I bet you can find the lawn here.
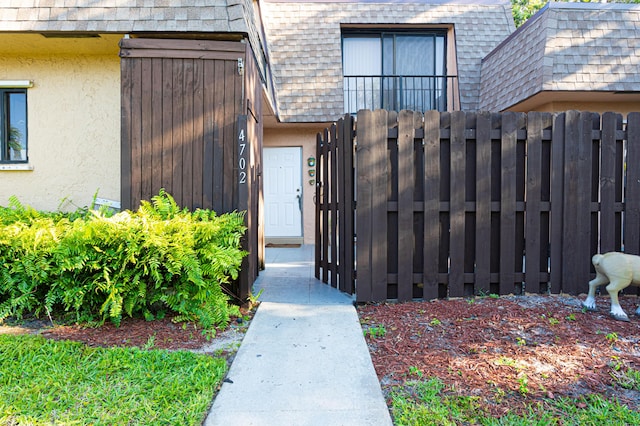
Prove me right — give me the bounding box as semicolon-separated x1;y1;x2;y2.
0;334;226;425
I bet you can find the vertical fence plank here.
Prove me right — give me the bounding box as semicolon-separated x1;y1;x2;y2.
500;112;518;294
449;111;466;297
372;110;389;301
475;111;492;295
329;124;339;288
525;112;543;293
321;127;330;283
341;115;356;294
625;112;640;256
600;112;619;254
423;110;441;301
397;110;416;301
336;119;346;291
355;109;388;301
315;132;322;280
625;113;640;296
562;111;594;294
561;111;580;294
356;110;373;301
549;113;565;294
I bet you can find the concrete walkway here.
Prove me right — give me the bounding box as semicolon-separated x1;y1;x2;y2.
205;245;393;426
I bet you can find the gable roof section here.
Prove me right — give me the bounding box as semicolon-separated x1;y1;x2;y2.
261;0;515;122
0;0;248;33
479;2;640;112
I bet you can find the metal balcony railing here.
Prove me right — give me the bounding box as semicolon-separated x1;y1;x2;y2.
343;75;458;114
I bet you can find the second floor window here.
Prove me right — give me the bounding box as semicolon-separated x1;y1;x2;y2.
1;89;28;163
342;31;449;114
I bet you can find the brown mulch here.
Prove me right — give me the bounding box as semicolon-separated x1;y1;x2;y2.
40;317;214;351
358;294;640;417
1;309;254;359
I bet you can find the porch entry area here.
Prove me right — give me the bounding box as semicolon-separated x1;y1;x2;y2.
264;147;303;244
316;110;640;303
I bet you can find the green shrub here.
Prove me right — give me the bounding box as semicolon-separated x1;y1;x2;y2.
0;190;246;329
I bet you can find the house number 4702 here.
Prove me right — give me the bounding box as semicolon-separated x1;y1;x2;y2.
238;128;247;184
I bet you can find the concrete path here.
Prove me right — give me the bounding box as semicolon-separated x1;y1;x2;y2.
205;245;393;426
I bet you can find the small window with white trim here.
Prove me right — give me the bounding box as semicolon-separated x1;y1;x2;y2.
1;87;28;163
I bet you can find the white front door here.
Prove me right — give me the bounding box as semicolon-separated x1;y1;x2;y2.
264;147;302;237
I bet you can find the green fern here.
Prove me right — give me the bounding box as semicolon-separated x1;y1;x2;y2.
0;191;247;330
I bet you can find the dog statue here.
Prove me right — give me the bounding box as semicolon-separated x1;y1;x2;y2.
582;252;640;322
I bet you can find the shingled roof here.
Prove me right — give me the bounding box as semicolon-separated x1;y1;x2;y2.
0;0;249;33
479;2;640;111
261;0;515;122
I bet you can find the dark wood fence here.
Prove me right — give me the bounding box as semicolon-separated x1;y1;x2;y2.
316;110;640;303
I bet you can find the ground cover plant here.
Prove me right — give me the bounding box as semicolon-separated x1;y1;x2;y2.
0;334;226;425
0;190;246;330
359;294;640;425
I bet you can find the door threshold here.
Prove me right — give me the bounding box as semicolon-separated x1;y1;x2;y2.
265;237;304;247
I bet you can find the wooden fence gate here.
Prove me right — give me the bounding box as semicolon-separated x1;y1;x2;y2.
316;110;640;303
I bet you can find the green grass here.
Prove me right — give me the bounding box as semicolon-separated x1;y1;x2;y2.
0;334;227;425
391;377;640;426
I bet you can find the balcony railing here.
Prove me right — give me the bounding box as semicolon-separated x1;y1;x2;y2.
343;75;458;114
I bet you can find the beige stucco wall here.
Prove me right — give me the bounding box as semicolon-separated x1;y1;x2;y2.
0;41;121;211
264;124;328;245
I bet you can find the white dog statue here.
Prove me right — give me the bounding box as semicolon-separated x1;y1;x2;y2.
582;252;640;321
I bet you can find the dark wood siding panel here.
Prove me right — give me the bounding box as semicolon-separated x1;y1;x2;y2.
121;38;260;302
133;58;145;209
202;60;215;209
223;59;238;212
212;60;226;213
120;56;134;210
171;59;184;206
182;58;195;208
161;59;174;194
192;58;205;210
